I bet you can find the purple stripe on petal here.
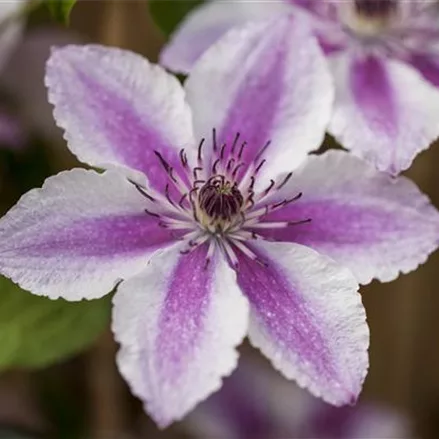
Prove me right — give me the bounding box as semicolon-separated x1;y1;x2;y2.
74;69;184;192
351;55;397;137
260;200;400;248
7;214;182;258
409;53;439;87
235;241;368;407
237;247;337;382
217;38;287;172
153;244;213;382
329;56;439;174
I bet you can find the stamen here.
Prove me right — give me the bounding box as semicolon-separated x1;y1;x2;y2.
212;158;221;174
193;167;203;180
198;138;205;162
198;176;244;222
231;163;246;180
204;239;216;270
264;179;276;196
180;149;188;168
226;158;235;173
228;230;258;241
255;159;266;174
154;150;191;197
272;192;302;209
243;205;270;222
231;132;240;155
250;219;311;228
165;184;175;206
229;239;265;266
354;0;397;18
144;208;160;218
180;233;209;255
132;181;155;202
277;172;293;190
238;141;247;160
154;151;173;176
159;221;194;230
178;193;188;208
220;143;227;160
249;176;255;191
254;140;271;163
220;239;239;268
212;128;218;151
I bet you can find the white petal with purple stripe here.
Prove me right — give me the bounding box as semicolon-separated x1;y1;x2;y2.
236;240;369;406
113;243;249;427
0;169;180;300
185;16;333;188
329;53;439;174
46;45;195;189
258;150;439;284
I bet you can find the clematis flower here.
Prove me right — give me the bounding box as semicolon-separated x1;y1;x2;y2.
0;19;437;427
186;358;410;439
161;0;439;174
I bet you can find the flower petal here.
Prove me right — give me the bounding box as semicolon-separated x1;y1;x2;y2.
112;243;249;428
235;240;368;406
160;0;289;74
258;150;439;284
0;169;180;300
46;45;195;189
329;53;439;174
409;52;439;87
185;17;333;186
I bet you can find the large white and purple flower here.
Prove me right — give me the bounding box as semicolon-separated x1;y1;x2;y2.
161;0;439;174
0;19;437;427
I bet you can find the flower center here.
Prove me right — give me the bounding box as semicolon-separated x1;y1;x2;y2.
132;130;311;268
197;175;244;231
341;0;398;36
354;0;397;18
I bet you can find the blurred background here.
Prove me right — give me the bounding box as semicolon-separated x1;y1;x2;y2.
0;1;437;438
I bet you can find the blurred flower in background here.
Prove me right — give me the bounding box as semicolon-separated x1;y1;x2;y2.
161;0;439;175
186;356;411;439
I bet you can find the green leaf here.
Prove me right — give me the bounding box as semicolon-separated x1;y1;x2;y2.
0;277;110;370
149;0;204;36
45;0;77;25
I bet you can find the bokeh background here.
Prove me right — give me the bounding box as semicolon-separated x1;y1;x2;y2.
0;1;438;438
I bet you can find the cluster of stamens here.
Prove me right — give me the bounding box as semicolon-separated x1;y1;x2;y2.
354;0;397;19
132;130;310;268
341;0;399;36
